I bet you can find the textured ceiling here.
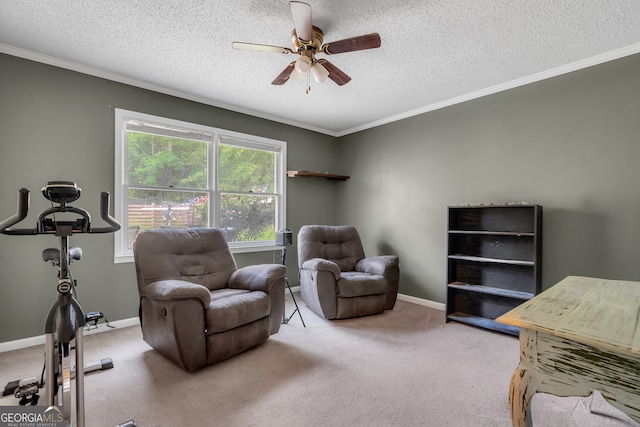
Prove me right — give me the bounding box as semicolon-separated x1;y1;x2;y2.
1;1;640;136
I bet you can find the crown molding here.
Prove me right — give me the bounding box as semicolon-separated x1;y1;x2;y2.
0;43;339;137
3;42;640;138
336;42;640;137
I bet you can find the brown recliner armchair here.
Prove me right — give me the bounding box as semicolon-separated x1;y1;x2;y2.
133;228;286;372
297;225;399;320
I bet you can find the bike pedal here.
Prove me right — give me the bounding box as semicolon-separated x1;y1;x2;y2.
85;311;104;322
101;358;114;370
3;380;19;396
18;392;39;406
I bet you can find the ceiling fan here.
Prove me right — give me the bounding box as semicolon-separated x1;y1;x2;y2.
232;1;381;89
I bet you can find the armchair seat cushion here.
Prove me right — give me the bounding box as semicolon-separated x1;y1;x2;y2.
337;272;386;297
206;290;271;334
210;288;251;301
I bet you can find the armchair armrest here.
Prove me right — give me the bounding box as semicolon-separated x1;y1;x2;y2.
142;280;211;307
229;264;286;292
301;258;341;280
356;256;399;276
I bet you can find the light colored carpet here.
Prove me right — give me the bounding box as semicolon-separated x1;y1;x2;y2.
0;295;519;426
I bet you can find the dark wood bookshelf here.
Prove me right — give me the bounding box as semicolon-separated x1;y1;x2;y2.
446;204;542;336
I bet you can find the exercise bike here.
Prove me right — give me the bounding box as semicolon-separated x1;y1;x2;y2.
0;181;134;427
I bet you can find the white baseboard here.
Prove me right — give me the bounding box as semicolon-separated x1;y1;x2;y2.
397;293;446;311
1;293;443;353
0;317;140;353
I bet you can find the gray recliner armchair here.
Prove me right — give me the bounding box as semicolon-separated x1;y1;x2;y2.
297;225;399;320
133;228;286;372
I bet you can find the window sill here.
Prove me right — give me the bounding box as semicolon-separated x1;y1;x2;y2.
230;244;282;254
114;243;283;264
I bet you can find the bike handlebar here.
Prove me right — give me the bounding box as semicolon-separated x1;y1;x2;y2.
0;188;121;235
93;191;122;233
0;188;33;235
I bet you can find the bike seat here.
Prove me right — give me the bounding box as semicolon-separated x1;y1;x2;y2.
42;247;82;262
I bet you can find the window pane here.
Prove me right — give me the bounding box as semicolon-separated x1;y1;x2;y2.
219;193;276;242
127;189;209;248
115;109;287;261
127;132;208;188
218;144;275;193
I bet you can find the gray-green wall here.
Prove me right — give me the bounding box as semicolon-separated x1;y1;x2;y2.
0;54;339;342
2;51;640;343
337;53;640;302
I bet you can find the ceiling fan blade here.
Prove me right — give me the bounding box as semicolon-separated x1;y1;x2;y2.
321;33;381;55
290;1;313;43
232;42;292;54
271;62;296;85
317;59;351;86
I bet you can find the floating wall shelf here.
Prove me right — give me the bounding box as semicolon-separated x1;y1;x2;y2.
287;170;350;181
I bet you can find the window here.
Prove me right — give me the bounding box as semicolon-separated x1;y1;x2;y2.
114;109;286;262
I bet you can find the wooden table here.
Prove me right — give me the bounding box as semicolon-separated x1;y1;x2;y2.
496;276;640;426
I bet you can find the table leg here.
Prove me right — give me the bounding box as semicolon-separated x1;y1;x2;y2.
509;329;539;427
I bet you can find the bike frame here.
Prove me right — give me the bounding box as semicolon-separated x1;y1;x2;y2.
43;229;87;423
0;183;121;427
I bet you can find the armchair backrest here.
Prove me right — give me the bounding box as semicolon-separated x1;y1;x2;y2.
297;225;366;271
133;228;237;292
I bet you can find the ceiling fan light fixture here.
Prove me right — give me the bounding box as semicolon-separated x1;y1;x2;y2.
290;66;307;84
311;62;329;83
294;55;311;74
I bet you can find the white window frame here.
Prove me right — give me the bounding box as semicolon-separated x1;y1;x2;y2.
114;108;287;263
